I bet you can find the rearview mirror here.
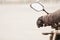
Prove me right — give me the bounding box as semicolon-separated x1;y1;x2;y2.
30;2;44;12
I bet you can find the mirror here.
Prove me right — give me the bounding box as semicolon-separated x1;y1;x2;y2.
30;2;44;12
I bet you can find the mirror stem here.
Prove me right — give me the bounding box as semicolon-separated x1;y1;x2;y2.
43;9;49;14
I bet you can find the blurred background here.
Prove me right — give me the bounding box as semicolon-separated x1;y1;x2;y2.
0;0;60;40
0;0;60;4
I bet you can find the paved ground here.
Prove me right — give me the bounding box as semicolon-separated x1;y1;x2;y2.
0;3;60;40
